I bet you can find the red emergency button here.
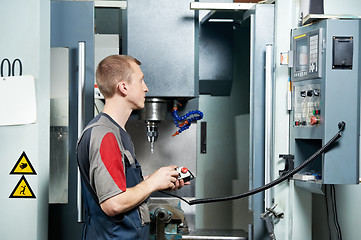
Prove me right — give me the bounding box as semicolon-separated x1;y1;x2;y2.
310;116;319;125
181;167;188;174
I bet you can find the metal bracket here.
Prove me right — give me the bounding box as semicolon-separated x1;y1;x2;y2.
260;204;284;240
278;154;295;177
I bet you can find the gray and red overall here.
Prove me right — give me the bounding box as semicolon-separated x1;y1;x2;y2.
77;113;150;240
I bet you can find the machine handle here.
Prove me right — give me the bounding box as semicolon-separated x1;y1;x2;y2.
264;44;274;210
77;41;86;223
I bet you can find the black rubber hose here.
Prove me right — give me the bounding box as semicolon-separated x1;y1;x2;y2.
184;121;346;205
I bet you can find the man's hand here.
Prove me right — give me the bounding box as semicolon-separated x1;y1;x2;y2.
146;165;181;191
173;178;191;190
144;166;191;191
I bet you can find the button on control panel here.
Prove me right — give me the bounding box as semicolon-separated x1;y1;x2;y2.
293;83;321;127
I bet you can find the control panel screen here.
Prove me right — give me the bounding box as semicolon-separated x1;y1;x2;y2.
293;29;321;80
295;37;308;76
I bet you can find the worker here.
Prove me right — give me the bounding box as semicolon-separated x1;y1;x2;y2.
76;55;188;240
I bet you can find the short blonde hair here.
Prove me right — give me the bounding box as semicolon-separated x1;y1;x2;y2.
96;55;141;98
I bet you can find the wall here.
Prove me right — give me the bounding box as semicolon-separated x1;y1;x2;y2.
324;0;361;15
0;1;50;240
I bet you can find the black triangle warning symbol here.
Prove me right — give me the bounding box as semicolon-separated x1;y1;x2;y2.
9;175;36;198
10;151;37;175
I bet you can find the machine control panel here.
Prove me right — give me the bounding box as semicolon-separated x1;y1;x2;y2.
293;83;321;127
290;19;360;185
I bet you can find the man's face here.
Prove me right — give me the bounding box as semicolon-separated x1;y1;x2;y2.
127;62;149;110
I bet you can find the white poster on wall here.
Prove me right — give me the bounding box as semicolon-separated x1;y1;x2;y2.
0;75;37;126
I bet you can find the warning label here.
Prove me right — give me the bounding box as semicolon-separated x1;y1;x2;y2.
9;175;36;198
10;151;37;175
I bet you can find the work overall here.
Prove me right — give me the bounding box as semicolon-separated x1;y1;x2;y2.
77;121;150;240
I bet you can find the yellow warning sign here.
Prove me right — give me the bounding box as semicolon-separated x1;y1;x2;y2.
9;175;36;198
10;151;37;175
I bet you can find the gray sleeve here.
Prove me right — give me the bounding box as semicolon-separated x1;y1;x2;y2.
88;126;126;203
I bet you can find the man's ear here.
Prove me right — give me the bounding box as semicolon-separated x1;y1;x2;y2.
117;82;127;96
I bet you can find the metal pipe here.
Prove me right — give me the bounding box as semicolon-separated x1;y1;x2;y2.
248;13;255;214
264;44;274;209
77;41;86;223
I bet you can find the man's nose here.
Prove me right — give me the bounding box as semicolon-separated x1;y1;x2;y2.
144;83;149;92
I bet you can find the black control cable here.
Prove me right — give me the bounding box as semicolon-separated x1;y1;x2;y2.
160;121;346;205
324;186;332;240
330;184;343;240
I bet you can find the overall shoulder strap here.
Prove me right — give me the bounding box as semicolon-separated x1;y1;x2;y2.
76;122;101;204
